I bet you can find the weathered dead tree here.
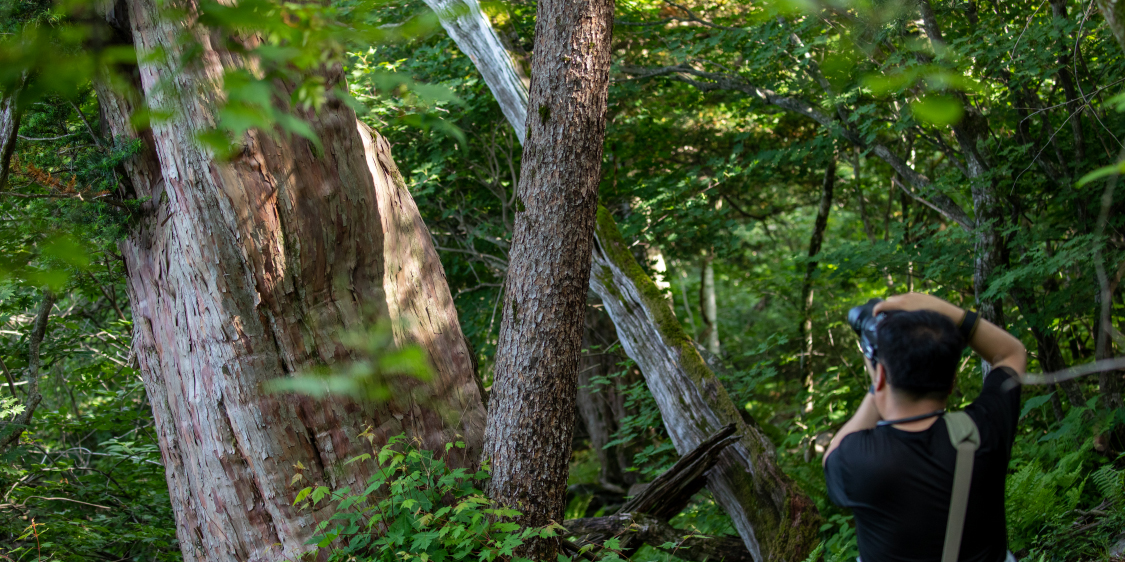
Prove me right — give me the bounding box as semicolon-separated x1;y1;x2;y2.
420;0;529;145
568;512;754;562
589;207;821;562
564;424;753;562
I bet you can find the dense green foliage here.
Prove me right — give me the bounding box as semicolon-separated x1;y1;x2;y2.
1;0;1124;559
294;435;600;562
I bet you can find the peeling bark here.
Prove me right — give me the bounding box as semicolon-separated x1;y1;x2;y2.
94;1;485;559
357;122;487;464
589;207;821;562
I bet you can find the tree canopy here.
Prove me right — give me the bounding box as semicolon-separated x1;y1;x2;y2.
1;0;1124;560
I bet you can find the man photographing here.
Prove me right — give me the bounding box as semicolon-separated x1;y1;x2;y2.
823;292;1027;562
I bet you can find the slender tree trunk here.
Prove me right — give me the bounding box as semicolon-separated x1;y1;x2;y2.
480;0;615;558
94;2;485;560
0;75;26;191
590;207;821;562
700;254;720;356
577;303;631;490
800;156;835;391
0;292;55;452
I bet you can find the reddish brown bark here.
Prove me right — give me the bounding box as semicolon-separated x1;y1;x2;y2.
480;0;615;557
94;1;485;559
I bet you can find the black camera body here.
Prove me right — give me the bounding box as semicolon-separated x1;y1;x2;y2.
848;298;885;362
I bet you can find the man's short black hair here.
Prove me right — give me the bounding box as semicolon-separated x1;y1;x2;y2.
876;310;966;401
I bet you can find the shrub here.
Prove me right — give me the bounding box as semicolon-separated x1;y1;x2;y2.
292;432;567;562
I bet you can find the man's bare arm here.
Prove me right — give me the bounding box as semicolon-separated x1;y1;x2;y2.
874;293;1026;375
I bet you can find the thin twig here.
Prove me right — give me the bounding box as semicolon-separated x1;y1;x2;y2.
69;101;104;150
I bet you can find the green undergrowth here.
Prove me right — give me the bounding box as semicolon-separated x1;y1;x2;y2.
296;433;635;562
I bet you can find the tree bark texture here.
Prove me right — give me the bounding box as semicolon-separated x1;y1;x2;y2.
421;0;529;145
480;0;615;558
95;2;485;560
356;122;487;462
418;4;820;558
0;76;25;191
589;207;821;562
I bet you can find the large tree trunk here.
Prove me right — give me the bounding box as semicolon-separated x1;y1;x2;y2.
479;0;615;557
589;207;821;562
95;2;485;560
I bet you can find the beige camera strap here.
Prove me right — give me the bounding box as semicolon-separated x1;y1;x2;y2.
942;411;981;562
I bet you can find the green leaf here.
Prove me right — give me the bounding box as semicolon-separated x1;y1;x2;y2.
1076;160;1125;187
909;94;964;127
293;487;312;505
1020;392;1055;420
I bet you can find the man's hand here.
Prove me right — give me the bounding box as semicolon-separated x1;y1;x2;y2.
875;292;1026;375
874;293;964;322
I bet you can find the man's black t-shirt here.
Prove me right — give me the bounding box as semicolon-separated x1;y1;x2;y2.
824;367;1021;562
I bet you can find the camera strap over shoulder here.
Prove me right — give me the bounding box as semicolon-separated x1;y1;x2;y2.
942;411;981;562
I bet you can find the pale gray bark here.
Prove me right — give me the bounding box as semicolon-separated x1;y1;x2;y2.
480;0;615;557
94;1;486;559
700;255;720;356
589;207;820;562
0;76;25;191
422;0;529;144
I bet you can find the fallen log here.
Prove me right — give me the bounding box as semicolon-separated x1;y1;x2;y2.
617;423;738;520
589;208;821;561
565;512;754;562
563;424;753;561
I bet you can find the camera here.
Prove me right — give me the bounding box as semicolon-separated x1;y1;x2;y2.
848;298;884;361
